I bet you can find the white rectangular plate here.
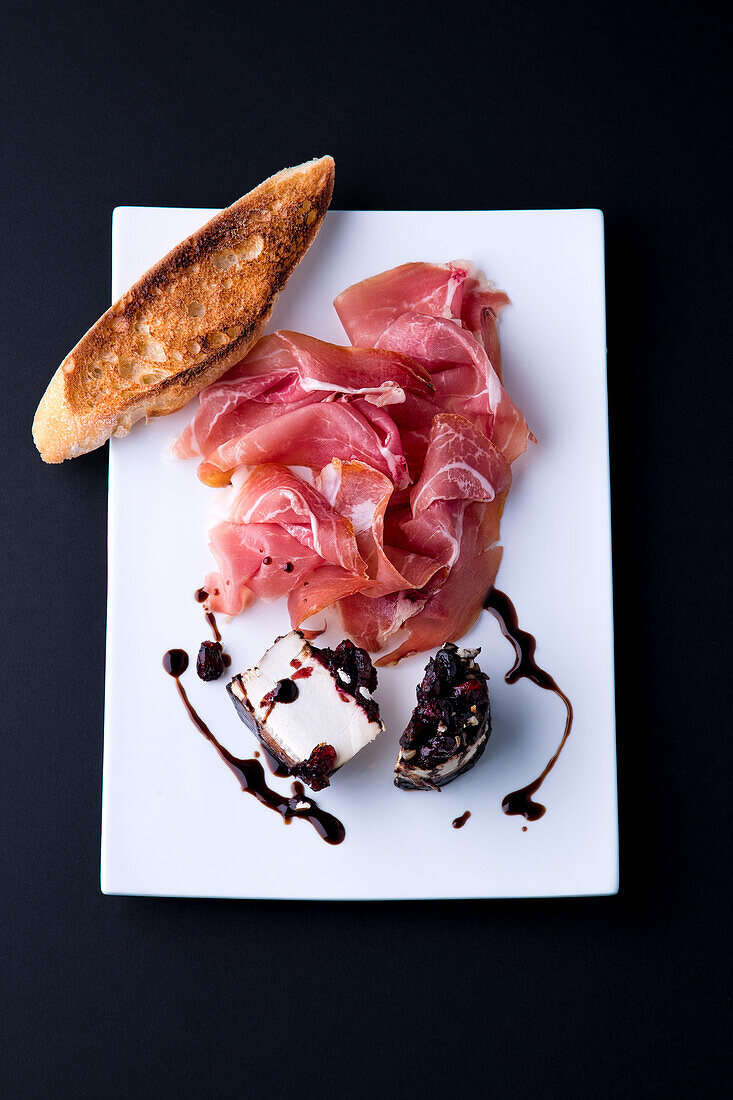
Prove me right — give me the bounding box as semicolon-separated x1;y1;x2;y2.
102;208;617;899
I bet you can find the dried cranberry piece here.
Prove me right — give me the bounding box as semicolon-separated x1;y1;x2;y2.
435;647;459;683
332;638;356;664
399;724;416;748
419;659;440;697
419;734;459;767
415;698;452;732
351;645;371;677
295;742;337;792
196;640;225;681
452;676;485;700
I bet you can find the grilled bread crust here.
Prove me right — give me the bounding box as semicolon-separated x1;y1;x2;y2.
33;156;335;462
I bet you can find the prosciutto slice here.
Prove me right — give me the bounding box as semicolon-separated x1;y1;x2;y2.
204;466;370;623
376;509;504;664
205;522;322;617
339;416;511;657
205;522;367;623
334;262;529;464
334;261;509;347
174;330;432;461
205;397;411;490
225;464;364;575
287;563;371;627
317;460;440;597
409;412;511;516
374;312;530;464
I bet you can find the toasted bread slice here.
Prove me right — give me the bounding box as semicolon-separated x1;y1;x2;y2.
33;156;335;463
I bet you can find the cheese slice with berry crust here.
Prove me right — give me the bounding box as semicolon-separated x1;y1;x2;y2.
395;644;491;790
228;631;383;791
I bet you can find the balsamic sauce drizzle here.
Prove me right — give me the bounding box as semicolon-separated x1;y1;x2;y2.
205;610;221;643
452;810;471;829
484;588;574;822
194;591;229;664
162;650;345;845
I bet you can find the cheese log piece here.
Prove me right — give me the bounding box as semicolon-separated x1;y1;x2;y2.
33;156;335;463
394;644;491;791
228;631;383;791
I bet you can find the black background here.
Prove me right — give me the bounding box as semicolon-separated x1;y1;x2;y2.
2;1;730;1096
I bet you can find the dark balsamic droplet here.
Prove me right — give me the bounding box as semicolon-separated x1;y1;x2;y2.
163;649;189;677
267;678;299;704
262;556;272;566
259;678;299;722
194;587;208;603
452;810;471;829
503;788;546;822
283;561;294;573
484;588;574;821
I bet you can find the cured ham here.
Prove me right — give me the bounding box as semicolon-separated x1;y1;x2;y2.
409;413;511;516
225;464;364;575
204;467;370;622
205;521;322;616
337;416;511;658
205;398;411;490
335;263;530;463
333;261;509;347
178;259;530;663
317;460;440;597
174;330;432;462
376;514;504;665
287;562;371;627
375;313;529;464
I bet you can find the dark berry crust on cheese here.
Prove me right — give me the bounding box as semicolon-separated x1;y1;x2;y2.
395;643;491;791
293;743;338;791
313;639;380;724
